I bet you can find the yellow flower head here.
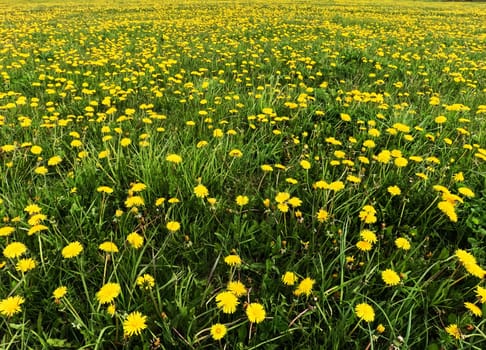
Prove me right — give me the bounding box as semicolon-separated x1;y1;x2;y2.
53;286;67;300
4;242;28;259
227;281;247;297
224;254;242;267
123;311;147;337
445;324;461;340
96;282;121;304
464;302;482;317
355;303;375;322
0;295;25;317
294;277;315;297
381;269;401;286
282;271;298;286
194;184;209;198
16;258;37;273
99;241;119;253
166;221;181;232
127;232;144;249
395;237;411;250
246;302;266;323
166;153;182;164
215;291;239;314
61;241;83;259
210;323;227;340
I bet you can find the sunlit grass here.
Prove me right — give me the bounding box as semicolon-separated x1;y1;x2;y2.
0;0;485;348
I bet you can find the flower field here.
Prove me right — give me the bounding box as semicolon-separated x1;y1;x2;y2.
1;0;485;348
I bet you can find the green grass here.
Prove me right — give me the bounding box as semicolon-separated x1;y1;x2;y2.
0;0;485;349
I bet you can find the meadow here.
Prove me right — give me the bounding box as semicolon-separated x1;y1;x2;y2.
0;0;485;348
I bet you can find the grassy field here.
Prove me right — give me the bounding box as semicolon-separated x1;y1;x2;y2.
0;0;485;348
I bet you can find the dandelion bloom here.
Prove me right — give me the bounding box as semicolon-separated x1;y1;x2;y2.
194;184;209;198
127;232;144;249
166;153;182;164
0;226;15;237
227;281;247;297
455;249;476;266
356;240;372;252
355;303;375;322
360;229;377;244
476;286;486;303
16;258;37;273
224;254;242;267
316;209;329;223
445;324;461;339
30;145;42;155
125;196;145;208
246;303;266;323
107;304;116;317
300;160;311;170
136;274;155;290
261;164;273;172
437;201;457;222
395;237;411;250
99;241;119;253
210;323;227;340
458;187;475;198
53;286;67;300
228;149;243;158
166;221;181;232
235;195;249;206
123;311;147;337
96;282;121;304
275;192;290;203
294;277;315;297
0;295;25;317
4;242;28;259
47;156;62;166
97;186;114;194
359;205;377;224
215;291;239;314
282;272;298;286
387;186;401;196
381;269;401;286
376;324;385;333
464;302;482;317
61;241;83;259
328;181;345;192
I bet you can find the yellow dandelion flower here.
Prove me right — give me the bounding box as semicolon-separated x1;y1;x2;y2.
224;254;242;267
166;221;181;232
381;269;401;286
97;186;114;194
355;303;375;322
294;277;315;297
356;240;372;252
228;149;243;158
287;197;302;207
387;186;401;196
275;191;291;204
107;303;116;317
360;229;377;244
210;323;227;340
227;281;247;297
0;295;25;317
235;195;249;206
99;241;119;253
246;303;266;323
282;272;298;286
300;160;311;170
261;164;273;172
395;237;411;250
136;274;155;290
96;282;121;304
15;258;36;273
53;286;67;300
316;209;329;223
476;286;486;303
445;324;461;340
376;324;385;333
455;249;477;266
127;232;144;249
4;242;28;259
166;154;182;164
0;226;15;237
194;184;209;198
34;166;48;175
464;302;482;317
328;181;345;192
28;224;48;236
215;291;239;314
458;187;475;198
30;145;42;155
61;241;83;259
47;156;62;166
123;311;147;337
27;214;47;226
125;196;145;208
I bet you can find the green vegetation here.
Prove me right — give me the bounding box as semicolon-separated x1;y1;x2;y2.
0;0;485;348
